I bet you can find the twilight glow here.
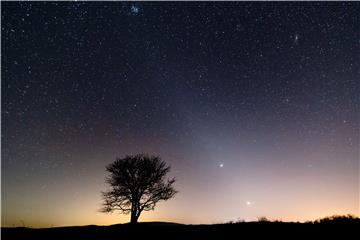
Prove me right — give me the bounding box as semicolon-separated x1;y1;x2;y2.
2;2;359;227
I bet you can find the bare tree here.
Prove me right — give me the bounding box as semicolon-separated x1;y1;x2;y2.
101;154;177;224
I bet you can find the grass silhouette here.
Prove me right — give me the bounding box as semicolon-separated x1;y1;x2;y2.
2;215;359;240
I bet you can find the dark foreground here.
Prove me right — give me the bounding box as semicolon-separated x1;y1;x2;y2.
2;220;359;240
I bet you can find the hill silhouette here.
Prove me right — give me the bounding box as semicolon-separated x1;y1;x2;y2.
2;216;359;240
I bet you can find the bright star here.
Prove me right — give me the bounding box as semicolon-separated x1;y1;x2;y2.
219;163;224;168
246;201;251;206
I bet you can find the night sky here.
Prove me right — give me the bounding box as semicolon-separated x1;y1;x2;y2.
2;2;359;227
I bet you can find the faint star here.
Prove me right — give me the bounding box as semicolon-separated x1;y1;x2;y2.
292;34;300;45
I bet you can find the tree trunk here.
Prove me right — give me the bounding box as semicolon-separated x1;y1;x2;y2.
130;203;138;224
130;211;138;224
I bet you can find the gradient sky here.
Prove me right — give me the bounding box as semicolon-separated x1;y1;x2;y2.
2;2;359;227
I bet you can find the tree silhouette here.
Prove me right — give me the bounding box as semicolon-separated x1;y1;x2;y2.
101;154;177;224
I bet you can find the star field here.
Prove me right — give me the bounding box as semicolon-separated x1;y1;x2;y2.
2;2;359;226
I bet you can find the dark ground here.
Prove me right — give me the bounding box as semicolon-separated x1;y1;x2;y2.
2;220;359;240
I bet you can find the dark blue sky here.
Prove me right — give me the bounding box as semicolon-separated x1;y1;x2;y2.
2;2;359;226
